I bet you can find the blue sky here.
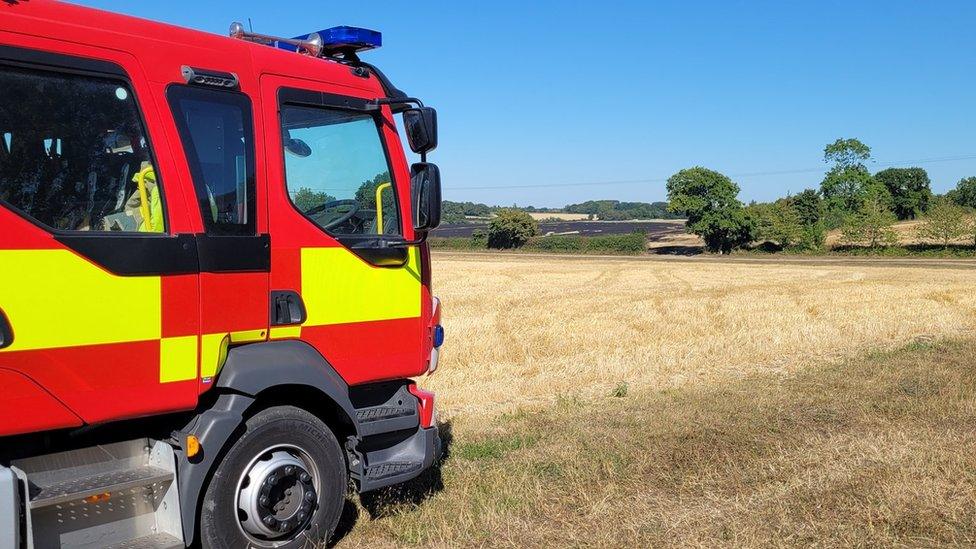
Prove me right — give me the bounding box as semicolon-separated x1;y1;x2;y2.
75;1;976;208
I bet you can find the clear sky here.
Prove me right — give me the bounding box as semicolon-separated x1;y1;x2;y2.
73;0;976;208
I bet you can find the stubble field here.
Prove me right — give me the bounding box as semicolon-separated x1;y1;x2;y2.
337;253;976;547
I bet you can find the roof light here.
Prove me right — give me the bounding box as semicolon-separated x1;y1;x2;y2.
284;26;382;56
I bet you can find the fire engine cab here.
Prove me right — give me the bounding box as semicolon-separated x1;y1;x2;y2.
0;2;444;547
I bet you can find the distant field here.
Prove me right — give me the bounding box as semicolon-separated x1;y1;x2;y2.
433;219;686;238
525;212;591;221
338;253;976;547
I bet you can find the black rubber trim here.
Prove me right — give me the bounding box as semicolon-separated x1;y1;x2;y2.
54;233;199;276
176;393;254;546
0;308;12;350
0;44;125;77
278;87;374;111
196;234;270;273
347;242;409;267
54;233;270;275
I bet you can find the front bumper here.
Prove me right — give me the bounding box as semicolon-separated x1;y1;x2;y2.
357;425;441;492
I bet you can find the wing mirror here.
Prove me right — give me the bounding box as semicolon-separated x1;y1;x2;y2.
403;107;437;155
411;162;441;232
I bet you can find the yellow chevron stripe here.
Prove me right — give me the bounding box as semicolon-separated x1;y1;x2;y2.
301;246;421;326
159;336;197;383
0;249;161;352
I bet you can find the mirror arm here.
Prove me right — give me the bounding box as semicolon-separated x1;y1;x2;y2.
370;96;425;114
389;231;429;248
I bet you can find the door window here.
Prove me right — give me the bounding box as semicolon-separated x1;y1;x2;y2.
167;86;256;236
280;105;401;236
0;66;166;233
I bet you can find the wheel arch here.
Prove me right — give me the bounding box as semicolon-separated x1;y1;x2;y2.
178;340;358;545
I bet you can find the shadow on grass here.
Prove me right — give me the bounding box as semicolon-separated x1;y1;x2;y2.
830;243;976;257
648;245;705;255
329;420;455;546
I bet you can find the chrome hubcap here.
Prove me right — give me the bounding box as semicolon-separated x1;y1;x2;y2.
237;447;318;543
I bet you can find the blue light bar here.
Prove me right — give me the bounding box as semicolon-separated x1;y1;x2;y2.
279;26;382;55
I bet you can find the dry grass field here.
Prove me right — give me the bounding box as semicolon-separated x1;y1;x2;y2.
336;254;976;547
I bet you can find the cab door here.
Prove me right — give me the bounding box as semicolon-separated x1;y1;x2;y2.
260;74;426;385
165;84;270;388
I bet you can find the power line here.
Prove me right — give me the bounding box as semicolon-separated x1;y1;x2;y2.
451;154;976;191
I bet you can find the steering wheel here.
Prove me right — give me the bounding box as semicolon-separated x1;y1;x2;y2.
305;199;360;229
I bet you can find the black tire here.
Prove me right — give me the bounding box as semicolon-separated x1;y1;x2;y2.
199;405;347;549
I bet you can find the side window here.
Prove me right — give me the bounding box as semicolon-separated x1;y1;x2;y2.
167;86;256;236
0;65;166;233
280;104;401;237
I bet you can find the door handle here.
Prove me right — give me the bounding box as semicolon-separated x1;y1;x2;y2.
0;308;12;349
270;291;307;326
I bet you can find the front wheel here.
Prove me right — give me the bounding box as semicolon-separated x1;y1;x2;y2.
199;405;347;548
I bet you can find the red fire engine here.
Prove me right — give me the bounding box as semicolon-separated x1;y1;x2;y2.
0;1;444;547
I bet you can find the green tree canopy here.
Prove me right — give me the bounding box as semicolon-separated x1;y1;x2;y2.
918;198;966;248
487;209;539;249
824;138;871;169
751;199;803;249
666;167;754;254
292;187;336;213
841;187;899;249
949;177;976;209
874;167;932;220
820;138;889;222
792;189;824;226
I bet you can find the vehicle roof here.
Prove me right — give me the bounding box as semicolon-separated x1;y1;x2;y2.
2;0;384;96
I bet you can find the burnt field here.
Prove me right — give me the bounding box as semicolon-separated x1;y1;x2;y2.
432;219;686;238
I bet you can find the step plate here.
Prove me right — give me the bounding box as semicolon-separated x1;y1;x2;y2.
30;466;172;509
104;533;184;549
365;461;422;480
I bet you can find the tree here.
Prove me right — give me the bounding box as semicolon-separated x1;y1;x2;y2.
792;189;824;226
820;138;887;223
874;167;932;220
949;177;976;209
487;209;538;249
790;189;827;250
292;187;336;212
666;167;755;254
355;171;396;211
824;138;871;169
918;198;965;248
970;216;976;248
750;199;802;248
841;188;899;249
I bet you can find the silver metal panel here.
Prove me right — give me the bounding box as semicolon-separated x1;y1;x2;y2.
148;441;183;543
22;438;186;548
13;439;151;488
30;466;172;509
104;533;184;549
0;466;21;549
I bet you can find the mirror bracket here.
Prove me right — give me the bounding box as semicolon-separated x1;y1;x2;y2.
371;96;425;112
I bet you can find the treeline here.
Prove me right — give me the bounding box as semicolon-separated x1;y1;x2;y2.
441;199;682;224
667;138;976;254
562;200;681;220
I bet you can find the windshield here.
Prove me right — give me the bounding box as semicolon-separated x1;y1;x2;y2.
281;105;400;237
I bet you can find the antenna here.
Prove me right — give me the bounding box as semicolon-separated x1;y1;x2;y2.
247;18;253;32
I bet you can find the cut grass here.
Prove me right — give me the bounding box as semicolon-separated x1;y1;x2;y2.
340;339;976;547
332;253;974;547
425;253;976;418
